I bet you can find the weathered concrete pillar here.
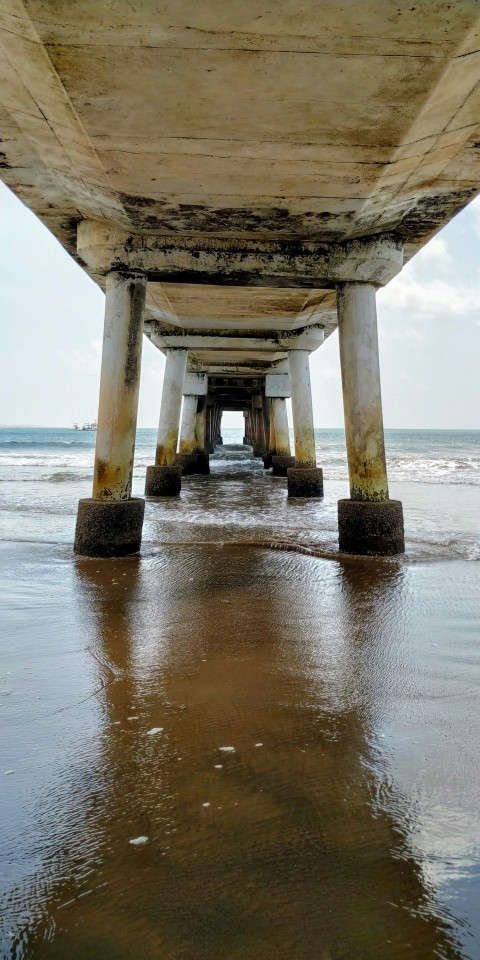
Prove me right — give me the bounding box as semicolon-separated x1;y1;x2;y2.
287;351;323;497
176;371;210;474
179;394;197;455
194;397;210;474
177;393;198;475
337;282;404;554
250;409;255;446
249;404;255;447
145;348;187;496
74;271;147;556
195;397;206;449
271;397;295;477
216;406;223;445
243;410;249;445
263;397;274;468
205;399;215;454
273;398;291;455
252;395;266;457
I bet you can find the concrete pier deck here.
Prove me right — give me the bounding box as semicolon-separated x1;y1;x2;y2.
1;1;480;361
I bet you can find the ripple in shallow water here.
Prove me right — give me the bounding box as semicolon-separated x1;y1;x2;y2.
1;543;479;958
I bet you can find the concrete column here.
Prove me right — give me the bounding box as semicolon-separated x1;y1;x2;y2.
155;349;188;465
177;393;198;475
268;399;276;452
289;351;316;467
74;271;147;556
271;397;295;477
250;400;257;450
243;410;250;445
287;351;323;497
245;410;251;444
194;397;210;473
195;397;206;450
145;348;187;496
216;407;223;445
273;398;291;455
177;394;209;475
179;395;198;455
336;282;404;554
252;395;266;457
249;409;255;446
263;397;274;468
205;400;215;453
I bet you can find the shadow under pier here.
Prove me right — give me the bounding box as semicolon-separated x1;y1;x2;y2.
10;546;465;959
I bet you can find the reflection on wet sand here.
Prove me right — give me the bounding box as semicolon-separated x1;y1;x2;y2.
6;545;465;959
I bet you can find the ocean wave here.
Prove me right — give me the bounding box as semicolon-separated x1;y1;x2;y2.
0;458;93;468
1;462;479;484
0;471;91;483
387;457;480;484
317;455;480;485
448;540;480;561
386;455;479;468
407;535;480;562
0;439;94;448
1;434;479;485
48;472;92;483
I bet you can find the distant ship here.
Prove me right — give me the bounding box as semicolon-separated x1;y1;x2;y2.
73;421;97;431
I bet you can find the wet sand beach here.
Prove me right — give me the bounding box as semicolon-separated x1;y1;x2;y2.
1;437;480;959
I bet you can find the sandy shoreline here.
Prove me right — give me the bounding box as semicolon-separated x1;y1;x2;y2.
1;532;480;959
1;436;480;958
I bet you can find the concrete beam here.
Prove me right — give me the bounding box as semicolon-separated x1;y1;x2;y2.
192;364;274;377
183;372;208;396
78;222;403;288
148;325;325;353
265;374;291;398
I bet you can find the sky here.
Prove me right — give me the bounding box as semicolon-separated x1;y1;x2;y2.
0;181;479;430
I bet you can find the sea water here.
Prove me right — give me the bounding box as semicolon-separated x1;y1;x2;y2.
0;426;478;558
1;427;479;959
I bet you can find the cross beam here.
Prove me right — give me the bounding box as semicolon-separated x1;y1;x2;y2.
78;222;403;289
148;325;325;353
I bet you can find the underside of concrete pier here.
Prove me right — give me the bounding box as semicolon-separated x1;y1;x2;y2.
2;1;480;553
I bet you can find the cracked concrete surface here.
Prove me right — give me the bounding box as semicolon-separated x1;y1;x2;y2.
1;0;480;372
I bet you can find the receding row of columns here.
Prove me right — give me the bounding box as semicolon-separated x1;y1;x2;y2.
74;270;404;559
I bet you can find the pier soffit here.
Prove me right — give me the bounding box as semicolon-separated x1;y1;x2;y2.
76;224;402;342
147;324;325;373
2;0;480;354
2;1;480;256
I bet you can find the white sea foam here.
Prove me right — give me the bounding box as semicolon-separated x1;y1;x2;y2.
2;428;478;485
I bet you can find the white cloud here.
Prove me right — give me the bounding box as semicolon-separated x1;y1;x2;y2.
417;234;452;266
380;272;479;320
380;324;425;343
469;195;480;237
379;235;480;324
